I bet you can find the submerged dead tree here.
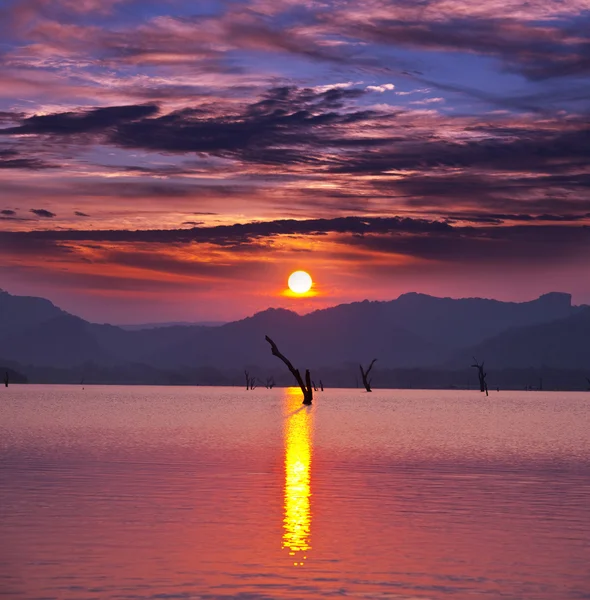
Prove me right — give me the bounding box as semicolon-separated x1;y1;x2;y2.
265;376;275;389
4;372;8;387
471;357;488;396
360;359;377;392
265;335;313;404
245;371;256;390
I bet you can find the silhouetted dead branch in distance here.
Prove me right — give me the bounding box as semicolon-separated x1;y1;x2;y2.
471;357;488;396
360;359;377;392
245;370;256;390
265;335;313;404
265;376;275;389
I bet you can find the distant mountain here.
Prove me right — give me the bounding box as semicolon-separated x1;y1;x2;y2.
0;289;582;376
147;306;444;369
0;288;65;334
309;291;576;349
145;292;579;370
453;308;590;370
0;314;115;368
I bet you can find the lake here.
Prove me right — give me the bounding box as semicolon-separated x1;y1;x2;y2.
1;386;589;599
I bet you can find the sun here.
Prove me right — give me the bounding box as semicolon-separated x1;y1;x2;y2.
288;271;313;294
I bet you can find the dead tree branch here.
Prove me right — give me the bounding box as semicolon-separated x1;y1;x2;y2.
265;335;313;404
244;370;257;390
471;356;488;396
359;359;377;392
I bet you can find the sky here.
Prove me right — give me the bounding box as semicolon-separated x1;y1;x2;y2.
0;0;589;323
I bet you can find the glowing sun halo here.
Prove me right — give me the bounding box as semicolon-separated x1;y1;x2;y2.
288;271;313;294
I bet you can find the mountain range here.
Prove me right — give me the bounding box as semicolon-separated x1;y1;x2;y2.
1;288;589;388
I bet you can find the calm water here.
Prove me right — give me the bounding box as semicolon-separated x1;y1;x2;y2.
1;386;589;600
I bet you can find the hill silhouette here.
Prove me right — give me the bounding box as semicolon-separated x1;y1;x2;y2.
451;308;590;369
0;289;586;386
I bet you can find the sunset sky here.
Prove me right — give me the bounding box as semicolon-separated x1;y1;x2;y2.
0;0;589;323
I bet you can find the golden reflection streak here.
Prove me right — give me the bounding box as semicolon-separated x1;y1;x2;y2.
282;387;313;565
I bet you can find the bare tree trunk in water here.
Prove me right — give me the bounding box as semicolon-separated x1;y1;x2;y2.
359;359;377;392
265;335;313;404
471;357;487;393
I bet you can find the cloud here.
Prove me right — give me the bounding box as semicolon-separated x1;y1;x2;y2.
30;208;56;217
1;216;590;290
5;88;587;185
344;223;590;264
328;121;590;176
410;97;444;105
0;148;55;170
1;104;159;136
309;2;590;81
366;83;395;93
0;216;452;246
0;87;382;168
0;87;588;225
74;211;90;216
1;209;16;216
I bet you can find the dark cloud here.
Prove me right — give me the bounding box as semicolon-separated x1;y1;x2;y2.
331;125;590;176
390;19;583;75
446;212;590;225
0;87;587;224
112;86;378;163
345;224;590;264
1;216;589;274
74;211;90;217
30;208;56;218
0;216;451;246
0;148;55;170
318;10;590;82
1;104;159;136
1;209;16;216
365;168;590;216
2;87;587;189
0;88;380;167
0;111;22;126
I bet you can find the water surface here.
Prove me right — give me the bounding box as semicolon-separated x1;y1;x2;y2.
1;386;589;599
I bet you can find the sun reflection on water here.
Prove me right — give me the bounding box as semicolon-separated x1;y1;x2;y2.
282;388;313;565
